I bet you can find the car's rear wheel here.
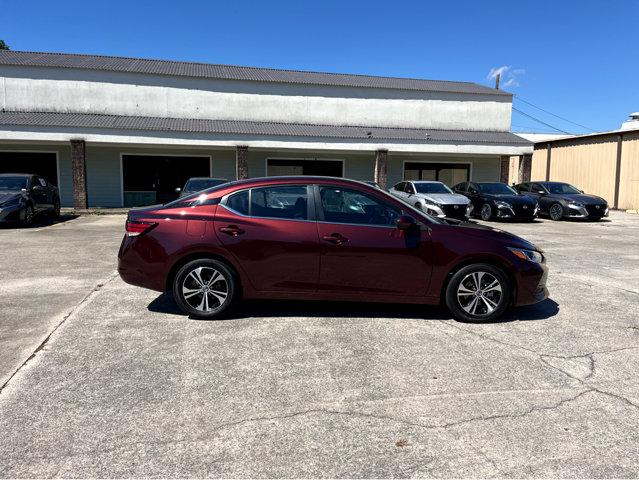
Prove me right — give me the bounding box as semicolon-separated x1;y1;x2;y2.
549;203;564;221
173;259;237;318
480;204;492;221
445;263;511;322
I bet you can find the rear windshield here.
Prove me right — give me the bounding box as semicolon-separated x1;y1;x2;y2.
477;183;517;195
165;181;234;207
414;183;453;194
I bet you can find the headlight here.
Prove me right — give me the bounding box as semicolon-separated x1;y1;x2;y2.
495;201;512;208
569;201;585;207
508;247;544;263
428;201;442;209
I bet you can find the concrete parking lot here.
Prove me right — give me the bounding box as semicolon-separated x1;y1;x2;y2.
1;212;638;478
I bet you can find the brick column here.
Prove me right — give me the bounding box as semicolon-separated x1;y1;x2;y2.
236;146;249;180
499;155;510;184
70;139;88;209
374;149;388;189
518;154;532;183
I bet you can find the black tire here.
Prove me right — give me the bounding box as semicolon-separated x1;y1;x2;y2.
549;203;564;221
22;204;35;227
445;263;511;322
51;198;61;219
172;258;238;319
480;203;492;221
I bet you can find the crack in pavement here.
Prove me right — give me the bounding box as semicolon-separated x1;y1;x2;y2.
0;271;119;396
6;388;594;467
438;321;639;412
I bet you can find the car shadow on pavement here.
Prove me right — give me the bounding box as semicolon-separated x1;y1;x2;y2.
0;214;79;229
147;292;559;323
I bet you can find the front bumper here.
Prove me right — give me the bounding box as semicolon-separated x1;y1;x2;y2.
426;203;473;220
496;204;539;220
515;261;549;306
0;204;25;223
567;204;609;218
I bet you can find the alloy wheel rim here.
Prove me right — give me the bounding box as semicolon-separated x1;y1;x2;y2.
26;207;33;223
182;266;228;312
481;205;491;219
550;204;562;219
457;271;503;317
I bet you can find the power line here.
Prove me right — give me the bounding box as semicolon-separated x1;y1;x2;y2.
512;107;571;134
514;95;598;133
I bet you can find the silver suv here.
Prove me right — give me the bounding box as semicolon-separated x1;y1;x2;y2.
389;180;473;220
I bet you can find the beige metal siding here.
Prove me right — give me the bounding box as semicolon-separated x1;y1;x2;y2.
548;137;618;204
618;131;639;210
531;146;548;180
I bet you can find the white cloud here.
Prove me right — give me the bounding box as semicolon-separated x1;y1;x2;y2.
487;65;525;88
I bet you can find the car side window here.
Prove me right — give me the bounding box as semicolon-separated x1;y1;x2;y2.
250;186;309;220
394;182;405;192
453;182;466;192
319;186;401;226
226;190;249;215
517;183;530;192
531;183;545;193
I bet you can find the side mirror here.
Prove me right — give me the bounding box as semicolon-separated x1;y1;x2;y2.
174;187;182;193
396;214;417;230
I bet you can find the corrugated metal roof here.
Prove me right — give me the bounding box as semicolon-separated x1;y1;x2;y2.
0;111;531;145
0;50;510;96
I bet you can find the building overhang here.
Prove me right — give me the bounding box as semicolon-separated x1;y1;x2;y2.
0;111;533;155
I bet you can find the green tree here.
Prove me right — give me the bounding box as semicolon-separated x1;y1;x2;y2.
0;40;9;50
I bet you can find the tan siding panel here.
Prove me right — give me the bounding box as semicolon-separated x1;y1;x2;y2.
617;131;639;210
531;147;547;180
548;137;617;204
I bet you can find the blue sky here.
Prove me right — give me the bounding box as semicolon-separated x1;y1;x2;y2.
2;0;637;134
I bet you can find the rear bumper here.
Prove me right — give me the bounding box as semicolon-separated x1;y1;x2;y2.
117;235;168;292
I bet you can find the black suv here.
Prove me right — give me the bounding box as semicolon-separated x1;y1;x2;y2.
514;181;608;221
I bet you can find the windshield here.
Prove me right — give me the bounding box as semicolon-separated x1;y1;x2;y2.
185;179;227;191
545;183;581;194
0;176;28;191
414;182;453;194
477;183;517;195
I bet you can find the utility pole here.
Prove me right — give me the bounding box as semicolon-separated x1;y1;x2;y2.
495;73;500;90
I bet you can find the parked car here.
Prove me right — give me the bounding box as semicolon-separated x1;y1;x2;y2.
514;181;609;221
0;173;60;226
118;176;549;322
389;180;472;220
452;181;538;222
175;177;228;197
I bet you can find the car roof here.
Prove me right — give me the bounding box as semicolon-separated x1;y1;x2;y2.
187;177;227;181
410;180;444;184
0;173;32;177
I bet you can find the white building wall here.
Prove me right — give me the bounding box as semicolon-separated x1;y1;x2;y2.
1;66;512;131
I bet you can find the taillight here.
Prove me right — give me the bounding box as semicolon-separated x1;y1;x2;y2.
125;219;157;237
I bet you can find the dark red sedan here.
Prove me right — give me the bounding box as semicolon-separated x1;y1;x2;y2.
118;177;548;322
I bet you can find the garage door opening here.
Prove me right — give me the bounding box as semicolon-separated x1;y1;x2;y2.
267;159;343;177
404;162;470;187
122;155;210;206
0;152;58;185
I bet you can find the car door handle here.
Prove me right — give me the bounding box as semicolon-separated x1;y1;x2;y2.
322;234;348;245
219;225;245;236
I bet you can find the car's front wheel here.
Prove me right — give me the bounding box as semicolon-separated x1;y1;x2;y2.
549;203;564;221
173;259;237;318
445;264;511;322
22;204;35;227
51;198;61;219
480;204;492;221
